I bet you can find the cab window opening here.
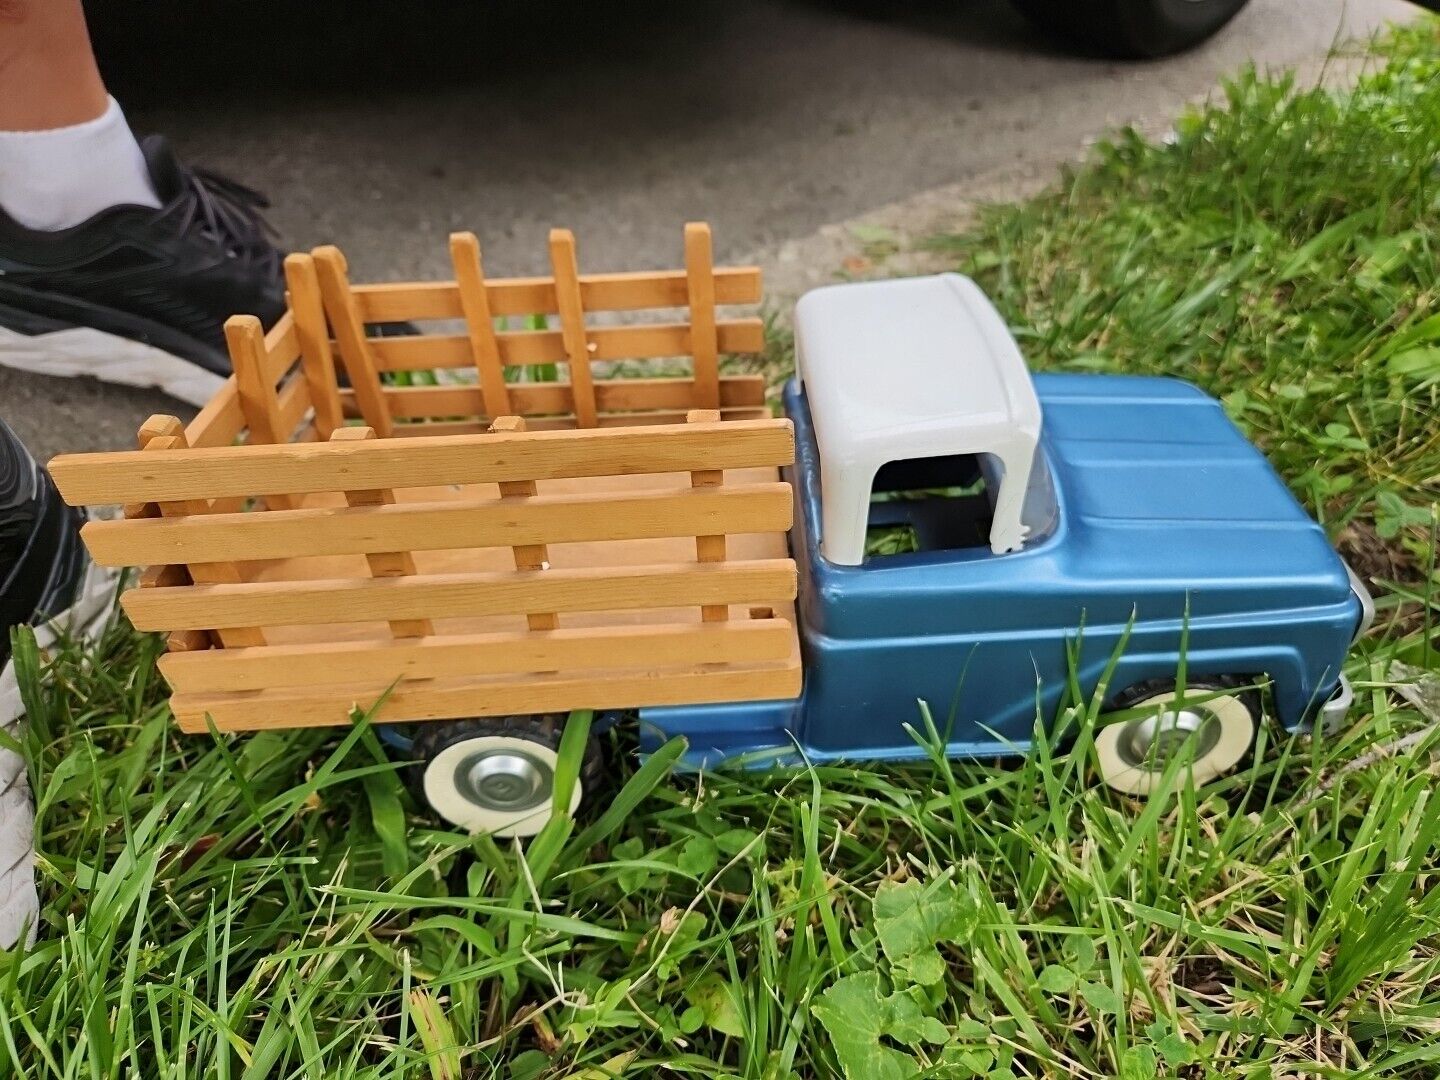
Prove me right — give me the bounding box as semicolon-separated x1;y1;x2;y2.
864;453;996;559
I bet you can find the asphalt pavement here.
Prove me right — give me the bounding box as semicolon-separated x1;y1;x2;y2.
1;0;1417;459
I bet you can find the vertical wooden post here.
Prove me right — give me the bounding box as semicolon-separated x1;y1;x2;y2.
684;222;720;412
489;416;558;631
283;253;345;441
548;228;598;429
225;315;287;446
224;315;298;511
311;245;395;438
686;409;728;622
450;231;512;421
329;427;432;638
136;416;266;648
132;416;210;653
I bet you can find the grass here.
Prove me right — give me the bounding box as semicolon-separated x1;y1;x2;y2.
8;22;1440;1080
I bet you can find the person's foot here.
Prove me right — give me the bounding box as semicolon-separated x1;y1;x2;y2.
0;416;114;949
0;136;285;406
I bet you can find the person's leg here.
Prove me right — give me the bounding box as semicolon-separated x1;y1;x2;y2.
0;0;108;131
0;0;160;231
0;0;285;403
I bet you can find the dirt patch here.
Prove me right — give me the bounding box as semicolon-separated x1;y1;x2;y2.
1337;519;1424;589
1175;954;1232;997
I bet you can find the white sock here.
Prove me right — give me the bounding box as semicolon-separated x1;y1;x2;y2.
0;96;161;232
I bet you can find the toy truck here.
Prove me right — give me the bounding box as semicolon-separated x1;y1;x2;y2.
47;224;1372;837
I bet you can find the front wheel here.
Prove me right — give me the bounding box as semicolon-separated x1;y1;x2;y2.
411;715;602;837
1094;679;1260;796
1010;0;1251;59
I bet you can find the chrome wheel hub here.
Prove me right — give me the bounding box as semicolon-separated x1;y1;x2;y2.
454;748;553;813
1117;705;1223;771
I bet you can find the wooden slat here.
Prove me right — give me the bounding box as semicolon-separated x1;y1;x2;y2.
158;620;794;692
449;232;511;417
685;223;720;410
351;266;763;323
225;316;288;446
688;410;728;622
170;657;802;733
312;245;394;437
398;408;771;436
132;420;265;648
491;416;556;630
122;559;798;631
284;254;344;439
261;311;302;383
50;419;795;504
341;375;767;421
365;318;765;372
184;380;246;449
275;373;311;440
226;316;301;511
330;427;432;637
549;229;598;428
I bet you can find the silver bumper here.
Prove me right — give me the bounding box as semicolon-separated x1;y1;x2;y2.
1344;562;1376;643
1319;675;1355;734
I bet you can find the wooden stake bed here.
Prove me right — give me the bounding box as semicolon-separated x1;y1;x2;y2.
48;224;801;733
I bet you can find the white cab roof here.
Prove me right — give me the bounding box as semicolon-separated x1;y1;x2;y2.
794;273;1042;564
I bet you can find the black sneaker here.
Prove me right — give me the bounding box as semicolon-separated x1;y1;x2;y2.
0;136;285;407
0;416;115;950
0;416;113;724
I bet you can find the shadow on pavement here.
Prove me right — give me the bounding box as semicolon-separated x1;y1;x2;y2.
87;0;1040;104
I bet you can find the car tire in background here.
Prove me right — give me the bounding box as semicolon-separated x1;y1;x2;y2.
1010;0;1251;58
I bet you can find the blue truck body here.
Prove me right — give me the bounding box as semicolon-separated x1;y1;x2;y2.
640;373;1361;767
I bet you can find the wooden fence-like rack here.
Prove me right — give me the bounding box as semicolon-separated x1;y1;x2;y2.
49;223;801;733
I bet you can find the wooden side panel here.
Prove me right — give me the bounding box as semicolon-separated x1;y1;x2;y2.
158;619;795;692
49;419;795;504
364;319;764;372
350;266;763;322
339;375;766;422
81;484;794;566
122;560;798;631
402;407;770;437
170;656;803;732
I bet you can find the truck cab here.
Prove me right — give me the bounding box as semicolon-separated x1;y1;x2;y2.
643;274;1368;790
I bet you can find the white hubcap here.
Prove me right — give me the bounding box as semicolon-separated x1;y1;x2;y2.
423;735;581;837
1095;687;1255;796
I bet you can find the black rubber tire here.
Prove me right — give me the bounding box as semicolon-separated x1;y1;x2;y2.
1010;0;1251;59
1108;675;1261;718
408;714;605;825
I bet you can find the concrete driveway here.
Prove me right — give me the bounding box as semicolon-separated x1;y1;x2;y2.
3;0;1416;459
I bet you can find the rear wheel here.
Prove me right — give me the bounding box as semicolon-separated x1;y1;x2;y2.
1010;0;1251;58
411;715;602;837
1095;678;1259;796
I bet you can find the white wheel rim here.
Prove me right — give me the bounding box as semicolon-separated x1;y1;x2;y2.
422;735;582;837
1095;687;1255;796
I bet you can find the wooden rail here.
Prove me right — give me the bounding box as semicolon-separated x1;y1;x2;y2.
50;419;794;504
